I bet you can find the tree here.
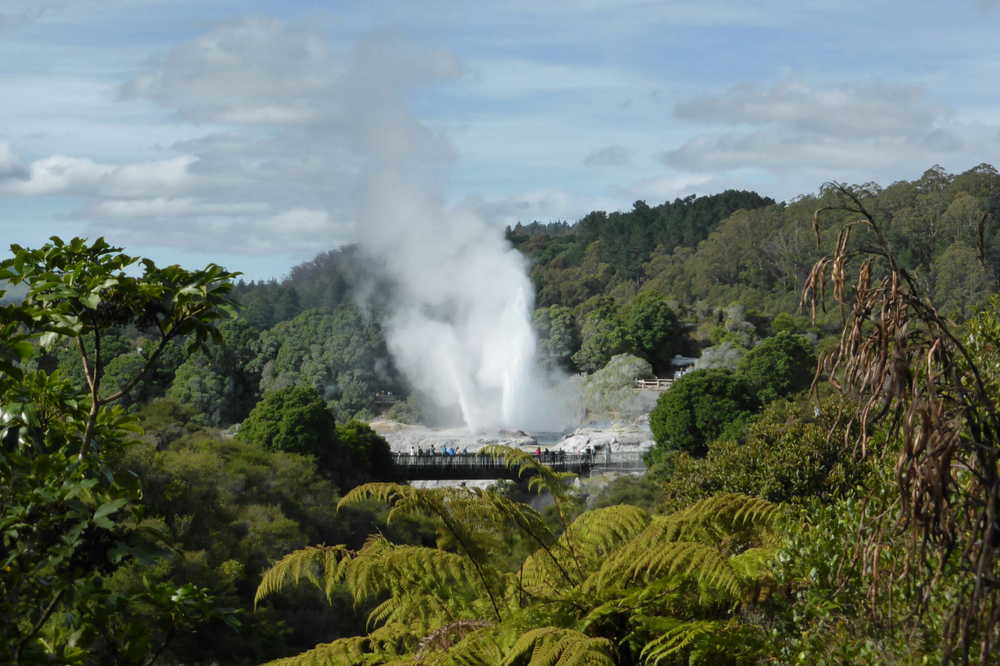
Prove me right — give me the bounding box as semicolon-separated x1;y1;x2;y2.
621;292;681;370
932;241;993;321
736;332;816;403
571;298;627;372
167;359;235;426
333;420;399;488
0;237;240;664
253;306;398;420
165;319;261;426
533;305;579;372
649;369;760;457
237;386;397;491
237;385;336;457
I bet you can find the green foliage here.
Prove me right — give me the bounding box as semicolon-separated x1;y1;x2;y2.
238;385;337;457
735;331;816;403
238;386;398;492
621;292;681;370
385;394;424;424
572;298;628;372
258;452;779;666
649;369;760;457
253;306;398;420
532;305;579;372
574;353;655;419
662;399;865;511
332;420;399;488
0;237;241;664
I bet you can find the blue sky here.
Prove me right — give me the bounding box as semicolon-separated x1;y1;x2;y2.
1;0;999;280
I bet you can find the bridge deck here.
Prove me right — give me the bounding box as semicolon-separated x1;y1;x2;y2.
394;452;646;481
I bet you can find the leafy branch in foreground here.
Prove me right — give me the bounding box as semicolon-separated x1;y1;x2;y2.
0;237;242;664
1;236;240;455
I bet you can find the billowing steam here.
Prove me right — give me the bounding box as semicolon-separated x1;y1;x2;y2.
359;169;567;432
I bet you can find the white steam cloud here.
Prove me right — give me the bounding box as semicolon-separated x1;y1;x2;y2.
359;169;567;432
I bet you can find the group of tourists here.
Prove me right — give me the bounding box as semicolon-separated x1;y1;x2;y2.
401;445;470;458
532;446;593;462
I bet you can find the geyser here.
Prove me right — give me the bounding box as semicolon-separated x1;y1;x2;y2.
359;169;567;432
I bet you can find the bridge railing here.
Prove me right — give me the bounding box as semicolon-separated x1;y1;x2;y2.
634;378;672;391
393;450;647;479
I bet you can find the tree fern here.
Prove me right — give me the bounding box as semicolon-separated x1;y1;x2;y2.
258;464;781;666
260;636;369;666
255;545;352;607
636;616;765;666
501;627;616;666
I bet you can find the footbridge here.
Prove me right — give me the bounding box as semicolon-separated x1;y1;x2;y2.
394;451;646;481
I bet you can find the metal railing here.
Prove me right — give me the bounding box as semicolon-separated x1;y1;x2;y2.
393;451;646;480
634;378;673;390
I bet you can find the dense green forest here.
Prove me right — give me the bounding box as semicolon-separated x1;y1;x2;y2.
4;164;1000;664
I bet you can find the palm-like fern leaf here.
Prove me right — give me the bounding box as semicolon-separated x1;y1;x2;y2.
255;545;352;608
500;627;616;666
636;616;765;666
260;636;369;666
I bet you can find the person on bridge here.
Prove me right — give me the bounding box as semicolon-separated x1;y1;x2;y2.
448;447;456;456
534;446;541;456
441;444;448;456
417;446;424;457
409;446;415;457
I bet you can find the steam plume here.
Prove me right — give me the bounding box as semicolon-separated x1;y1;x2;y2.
359;169;566;431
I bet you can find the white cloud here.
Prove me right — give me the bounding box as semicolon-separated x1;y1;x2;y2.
664;82;1000;184
583;144;632;167
623;174;714;201
477;189;619;226
3;155;197;198
0;140;29;182
674;83;944;138
2;18;461;256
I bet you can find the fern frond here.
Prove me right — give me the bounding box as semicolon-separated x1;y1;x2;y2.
636;616;765;666
664;493;779;545
477;445;577;499
727;547;774;583
638;618;723;665
500;627;615;666
260;635;368;666
630;541;740;598
255;545;352;608
338;483;422;522
564;504;651;564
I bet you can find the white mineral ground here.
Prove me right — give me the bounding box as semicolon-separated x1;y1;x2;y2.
370;420;655;455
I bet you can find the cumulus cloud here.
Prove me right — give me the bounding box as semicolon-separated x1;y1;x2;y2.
120;18;459;161
0;140;30;182
477;189;618;227
663;82;1000;184
583;144;632;167
623;174;714;201
4;18;460;255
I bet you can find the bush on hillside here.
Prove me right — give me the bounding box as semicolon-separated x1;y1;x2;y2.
736;332;816;403
649;368;759;457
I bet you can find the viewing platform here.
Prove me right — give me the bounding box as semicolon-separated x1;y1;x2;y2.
393;451;646;481
634;378;673;391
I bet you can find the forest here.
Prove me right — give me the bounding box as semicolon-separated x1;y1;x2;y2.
4;163;1000;665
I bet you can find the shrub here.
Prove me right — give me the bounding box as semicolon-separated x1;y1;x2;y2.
649;368;759;457
736;332;816;403
662;399;864;510
238;385;336;457
577;353;656;419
